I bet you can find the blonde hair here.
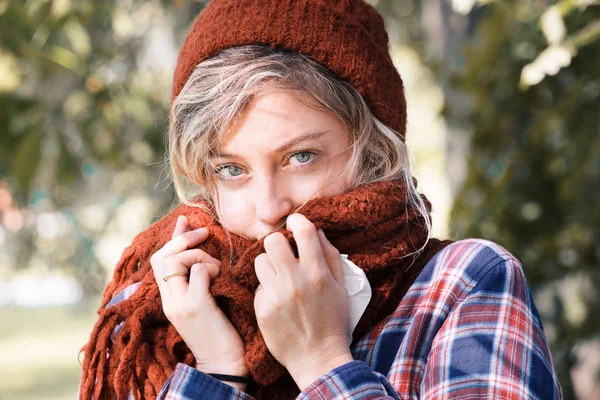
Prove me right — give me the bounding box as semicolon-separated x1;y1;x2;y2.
168;44;431;243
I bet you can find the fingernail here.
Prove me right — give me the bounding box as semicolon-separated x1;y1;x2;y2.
195;227;208;234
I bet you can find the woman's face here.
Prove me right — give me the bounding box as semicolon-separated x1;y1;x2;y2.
210;86;352;241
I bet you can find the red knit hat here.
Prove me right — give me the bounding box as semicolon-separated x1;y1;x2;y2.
171;0;407;140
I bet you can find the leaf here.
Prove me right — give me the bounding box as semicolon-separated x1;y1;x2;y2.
56;133;80;185
10;130;43;202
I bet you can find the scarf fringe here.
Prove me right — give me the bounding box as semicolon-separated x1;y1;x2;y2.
79;181;451;399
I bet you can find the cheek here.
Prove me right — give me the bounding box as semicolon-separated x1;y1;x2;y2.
288;173;343;204
215;190;254;233
317;154;353;195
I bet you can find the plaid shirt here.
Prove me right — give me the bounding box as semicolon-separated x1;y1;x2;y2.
97;239;562;399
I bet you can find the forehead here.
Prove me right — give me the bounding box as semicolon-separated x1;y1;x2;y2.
216;88;347;153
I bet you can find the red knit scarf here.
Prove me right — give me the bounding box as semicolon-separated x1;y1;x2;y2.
79;180;451;399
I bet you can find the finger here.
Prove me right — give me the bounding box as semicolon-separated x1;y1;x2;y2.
172;215;189;239
160;228;209;257
263;232;297;276
162;257;192;296
188;263;220;302
254;252;277;289
286;213;324;265
317;229;343;284
152;253;182;300
172;249;221;267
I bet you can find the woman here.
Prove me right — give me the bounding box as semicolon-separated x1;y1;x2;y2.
79;0;563;399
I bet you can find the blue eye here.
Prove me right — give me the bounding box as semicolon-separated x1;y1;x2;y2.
215;165;243;178
290;151;314;165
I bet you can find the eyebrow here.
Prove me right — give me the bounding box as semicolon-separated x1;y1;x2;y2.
215;130;330;160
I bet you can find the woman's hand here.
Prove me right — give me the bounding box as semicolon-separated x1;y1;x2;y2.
254;213;353;390
150;215;249;389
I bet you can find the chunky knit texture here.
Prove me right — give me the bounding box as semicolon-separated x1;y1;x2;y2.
79;180;451;399
171;0;408;140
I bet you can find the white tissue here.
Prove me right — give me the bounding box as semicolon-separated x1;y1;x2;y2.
340;254;372;344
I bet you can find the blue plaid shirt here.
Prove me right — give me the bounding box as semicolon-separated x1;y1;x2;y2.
100;239;562;399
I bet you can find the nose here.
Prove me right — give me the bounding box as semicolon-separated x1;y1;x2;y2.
254;175;294;234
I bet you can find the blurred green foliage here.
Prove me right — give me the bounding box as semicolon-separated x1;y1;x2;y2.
0;0;209;297
0;0;205;204
450;1;600;397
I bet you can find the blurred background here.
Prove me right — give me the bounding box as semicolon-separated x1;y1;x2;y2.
0;0;598;398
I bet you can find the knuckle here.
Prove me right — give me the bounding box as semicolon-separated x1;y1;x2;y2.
151;250;167;267
188;249;203;261
295;221;316;237
308;271;328;289
255;308;267;321
175;234;191;248
287;285;304;301
190;263;204;273
288;213;308;225
167;303;201;321
263;232;283;248
256;307;273;323
191;263;210;278
209;262;221;276
272;299;285;313
259;300;282;320
179;304;197;319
